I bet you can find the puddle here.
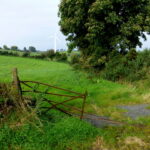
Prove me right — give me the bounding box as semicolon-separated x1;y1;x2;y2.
75;104;150;128
83;114;122;127
118;104;150;119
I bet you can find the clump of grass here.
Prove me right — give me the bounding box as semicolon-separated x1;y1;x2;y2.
146;106;150;109
0;82;42;129
0;110;99;150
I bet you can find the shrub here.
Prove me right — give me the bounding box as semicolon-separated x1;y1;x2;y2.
11;46;18;51
29;46;36;52
59;53;67;61
55;52;61;60
137;49;150;67
126;48;137;61
22;52;30;57
0;51;19;57
70;53;80;64
0;51;9;56
55;52;68;62
13;52;19;57
3;45;9;50
102;53;147;82
33;54;46;59
45;50;56;60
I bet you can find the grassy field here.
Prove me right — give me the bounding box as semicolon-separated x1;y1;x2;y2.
0;55;150;150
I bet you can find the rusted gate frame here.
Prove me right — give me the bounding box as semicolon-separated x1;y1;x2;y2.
22;90;77;98
21;81;77;98
22;89;85;118
11;68;127;125
42;98;72;116
21;81;82;95
43;98;82;112
20;79;87;119
42;97;85;118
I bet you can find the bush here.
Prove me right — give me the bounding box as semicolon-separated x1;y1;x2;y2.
102;53;147;82
22;52;30;57
0;51;19;57
70;53;80;64
3;45;9;50
137;49;150;67
59;53;67;61
33;54;46;59
55;52;67;62
11;46;18;51
45;50;56;60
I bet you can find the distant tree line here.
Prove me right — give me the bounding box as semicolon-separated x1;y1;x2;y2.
0;45;37;52
0;48;68;62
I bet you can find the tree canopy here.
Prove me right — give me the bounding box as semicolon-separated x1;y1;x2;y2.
11;46;18;51
3;45;9;50
29;46;36;52
59;0;150;58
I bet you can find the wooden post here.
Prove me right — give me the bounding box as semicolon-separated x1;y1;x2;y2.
12;68;22;99
80;91;87;120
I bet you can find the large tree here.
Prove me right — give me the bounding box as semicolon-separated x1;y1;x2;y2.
29;46;37;52
59;0;150;58
3;45;9;50
11;46;18;51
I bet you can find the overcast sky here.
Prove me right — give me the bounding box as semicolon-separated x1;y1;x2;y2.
0;0;149;51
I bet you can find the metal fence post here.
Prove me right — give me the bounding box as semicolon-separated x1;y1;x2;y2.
12;68;22;99
80;91;87;119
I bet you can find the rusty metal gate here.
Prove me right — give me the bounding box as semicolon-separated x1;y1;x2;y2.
12;68;87;119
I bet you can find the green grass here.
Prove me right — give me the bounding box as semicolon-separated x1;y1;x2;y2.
0;112;98;150
0;55;147;116
0;55;150;150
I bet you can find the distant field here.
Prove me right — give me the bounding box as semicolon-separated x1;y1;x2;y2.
0;55;150;150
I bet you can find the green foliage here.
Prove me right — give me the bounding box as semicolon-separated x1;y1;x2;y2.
70;53;80;64
23;47;27;51
22;52;30;57
1;55;150;149
29;46;36;52
59;53;68;61
33;50;68;62
0;112;98;150
0;51;19;57
84;54;107;70
55;52;68;62
11;46;18;51
138;49;150;67
45;49;56;60
3;45;9;50
59;0;150;59
102;49;150;81
67;42;77;53
126;48;137;61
